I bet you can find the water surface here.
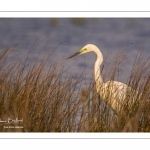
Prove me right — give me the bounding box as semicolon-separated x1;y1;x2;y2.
0;18;150;85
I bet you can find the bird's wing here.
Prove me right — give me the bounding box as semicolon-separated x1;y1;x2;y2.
105;81;129;92
103;81;131;111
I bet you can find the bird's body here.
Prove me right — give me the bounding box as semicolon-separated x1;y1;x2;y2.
66;44;132;114
90;44;128;113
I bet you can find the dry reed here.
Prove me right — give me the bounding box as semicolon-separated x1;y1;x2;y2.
0;44;149;132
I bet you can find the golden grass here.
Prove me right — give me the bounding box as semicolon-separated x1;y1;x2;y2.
0;45;150;132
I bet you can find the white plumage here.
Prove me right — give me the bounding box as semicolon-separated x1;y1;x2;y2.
66;44;134;114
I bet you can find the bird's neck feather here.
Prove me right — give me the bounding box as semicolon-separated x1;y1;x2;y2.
94;51;103;85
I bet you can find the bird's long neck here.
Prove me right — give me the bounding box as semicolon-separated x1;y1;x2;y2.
94;50;103;87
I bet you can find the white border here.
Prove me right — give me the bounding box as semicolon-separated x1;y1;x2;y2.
0;0;150;142
0;0;149;11
0;133;150;139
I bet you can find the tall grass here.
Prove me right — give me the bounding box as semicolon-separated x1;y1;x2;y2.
0;44;150;132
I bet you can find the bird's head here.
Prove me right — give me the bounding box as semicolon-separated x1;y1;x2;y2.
66;44;99;60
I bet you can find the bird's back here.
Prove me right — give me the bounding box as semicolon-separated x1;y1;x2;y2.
98;80;131;114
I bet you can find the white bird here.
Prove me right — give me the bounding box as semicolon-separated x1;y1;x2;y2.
66;44;133;114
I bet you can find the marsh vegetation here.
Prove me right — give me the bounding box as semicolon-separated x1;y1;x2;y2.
0;44;150;132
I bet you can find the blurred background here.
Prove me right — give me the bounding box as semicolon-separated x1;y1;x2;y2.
0;18;150;84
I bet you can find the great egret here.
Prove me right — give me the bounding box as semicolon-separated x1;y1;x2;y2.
66;44;133;114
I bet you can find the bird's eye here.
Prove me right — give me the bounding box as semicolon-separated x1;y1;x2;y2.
84;48;87;50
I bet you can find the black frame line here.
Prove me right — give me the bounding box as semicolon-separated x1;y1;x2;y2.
0;11;150;12
0;13;149;139
0;138;150;139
